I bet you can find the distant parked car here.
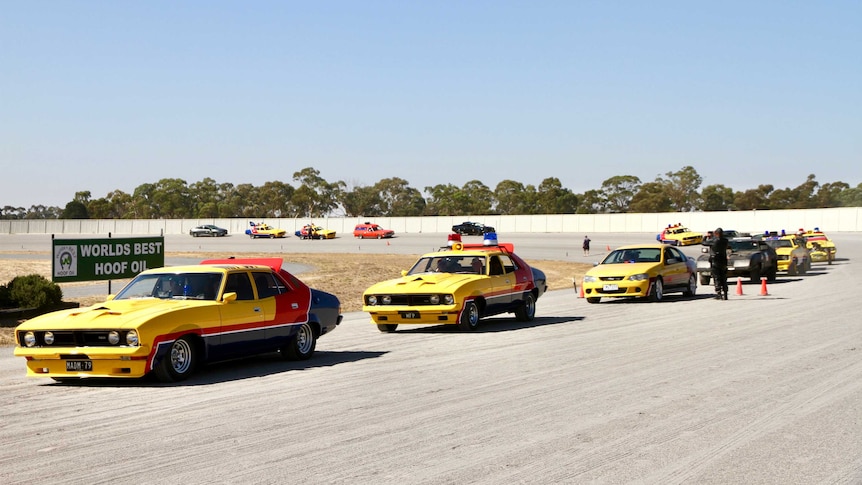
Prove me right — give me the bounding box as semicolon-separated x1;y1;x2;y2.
451;221;495;236
353;222;395;239
189;224;228;237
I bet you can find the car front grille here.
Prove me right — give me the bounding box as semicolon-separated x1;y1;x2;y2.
19;330;135;348
372;295;440;306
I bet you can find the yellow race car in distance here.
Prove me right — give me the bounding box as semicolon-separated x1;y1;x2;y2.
758;231;811;275
295;224;336;239
800;228;836;264
245;221;287;238
657;224;703;246
362;236;547;332
582;243;698;303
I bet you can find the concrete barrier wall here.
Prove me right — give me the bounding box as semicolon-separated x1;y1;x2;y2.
1;208;860;235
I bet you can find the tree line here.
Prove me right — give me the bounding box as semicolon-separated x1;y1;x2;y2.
2;166;861;220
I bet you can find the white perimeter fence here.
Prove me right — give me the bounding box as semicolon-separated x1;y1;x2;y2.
1;207;861;236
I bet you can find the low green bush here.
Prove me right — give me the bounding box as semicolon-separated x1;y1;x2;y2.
4;275;63;309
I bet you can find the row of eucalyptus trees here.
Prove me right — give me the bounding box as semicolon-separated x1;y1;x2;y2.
2;166;861;220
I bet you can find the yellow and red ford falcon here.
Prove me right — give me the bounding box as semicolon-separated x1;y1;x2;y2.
656;224;703;246
362;236;547;332
14;258;341;382
582;244;697;303
245;221;287;238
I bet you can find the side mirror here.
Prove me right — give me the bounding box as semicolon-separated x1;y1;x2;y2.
222;292;237;303
401;270;408;277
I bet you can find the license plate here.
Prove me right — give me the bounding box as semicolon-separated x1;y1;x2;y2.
401;311;420;319
603;284;619;291
66;360;93;372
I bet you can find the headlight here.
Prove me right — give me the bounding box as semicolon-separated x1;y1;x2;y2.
108;331;120;345
429;295;440;304
367;295;378;305
381;295;392;305
126;330;139;346
44;331;55;345
443;295;454;305
628;273;649;281
24;331;36;347
583;275;597;283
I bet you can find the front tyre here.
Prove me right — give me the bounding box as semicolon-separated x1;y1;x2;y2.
459;301;480;331
749;264;761;283
586;297;601;304
683;273;696;297
377;324;398;333
154;336;197;383
514;293;536;322
281;322;317;360
699;273;711;285
649;278;664;302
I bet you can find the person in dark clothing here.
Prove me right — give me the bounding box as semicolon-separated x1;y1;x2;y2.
702;227;729;300
582;235;591;256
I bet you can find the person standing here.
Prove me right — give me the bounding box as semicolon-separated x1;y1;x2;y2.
703;227;729;300
582;235;591;256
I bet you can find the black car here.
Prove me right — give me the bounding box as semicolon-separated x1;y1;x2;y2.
189;224;228;237
451;222;495;236
696;237;777;284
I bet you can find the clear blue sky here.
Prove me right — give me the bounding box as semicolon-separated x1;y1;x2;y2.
2;1;860;208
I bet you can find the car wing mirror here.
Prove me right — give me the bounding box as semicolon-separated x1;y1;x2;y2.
222;292;237;303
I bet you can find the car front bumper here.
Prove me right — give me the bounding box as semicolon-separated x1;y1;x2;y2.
14;346;152;379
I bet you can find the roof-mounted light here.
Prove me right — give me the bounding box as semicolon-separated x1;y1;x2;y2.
483;232;498;246
447;233;462;247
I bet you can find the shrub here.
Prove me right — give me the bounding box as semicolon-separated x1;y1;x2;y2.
0;284;10;308
6;274;63;309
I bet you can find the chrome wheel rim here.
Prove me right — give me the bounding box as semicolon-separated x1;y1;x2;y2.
296;324;313;354
170;339;192;374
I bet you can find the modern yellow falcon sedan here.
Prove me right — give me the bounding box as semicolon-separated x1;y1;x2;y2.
582;244;698;303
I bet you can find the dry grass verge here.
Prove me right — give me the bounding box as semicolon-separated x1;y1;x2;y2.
0;252;590;346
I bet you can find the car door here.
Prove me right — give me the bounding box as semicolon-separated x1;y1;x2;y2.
486;255;515;314
664;247;690;288
252;271;309;347
215;271;266;359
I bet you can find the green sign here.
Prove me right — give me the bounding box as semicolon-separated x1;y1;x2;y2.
52;236;165;283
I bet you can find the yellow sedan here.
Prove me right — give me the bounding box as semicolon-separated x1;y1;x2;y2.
582;244;698;303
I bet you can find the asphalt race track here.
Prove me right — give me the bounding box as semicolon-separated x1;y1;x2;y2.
2;233;861;484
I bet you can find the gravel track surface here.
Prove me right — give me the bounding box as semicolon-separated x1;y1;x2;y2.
2;233;861;484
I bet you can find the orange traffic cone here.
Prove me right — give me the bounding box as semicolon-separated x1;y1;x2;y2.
759;277;769;296
577;280;584;298
606;245;611;251
735;277;743;296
